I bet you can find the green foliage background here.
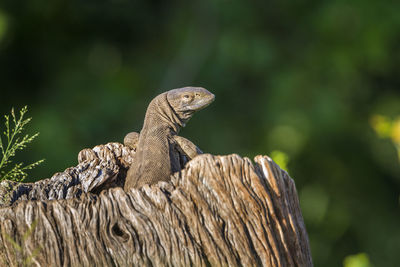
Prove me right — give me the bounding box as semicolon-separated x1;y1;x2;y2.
0;0;399;266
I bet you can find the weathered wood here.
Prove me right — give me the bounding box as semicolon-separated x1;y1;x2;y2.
0;143;312;266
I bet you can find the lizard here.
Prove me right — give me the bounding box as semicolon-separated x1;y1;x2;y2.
123;87;215;190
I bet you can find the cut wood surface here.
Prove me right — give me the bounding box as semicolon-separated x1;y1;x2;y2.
0;143;312;266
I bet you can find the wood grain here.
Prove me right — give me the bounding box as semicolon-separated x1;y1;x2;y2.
0;143;312;266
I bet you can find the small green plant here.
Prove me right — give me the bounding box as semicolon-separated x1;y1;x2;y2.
0;106;44;183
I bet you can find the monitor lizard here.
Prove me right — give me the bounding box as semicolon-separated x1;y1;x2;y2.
123;87;215;190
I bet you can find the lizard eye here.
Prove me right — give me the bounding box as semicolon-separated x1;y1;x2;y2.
183;94;190;99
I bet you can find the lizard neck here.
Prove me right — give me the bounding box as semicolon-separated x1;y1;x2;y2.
142;93;184;135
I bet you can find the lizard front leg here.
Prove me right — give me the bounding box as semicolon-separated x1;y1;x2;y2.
173;135;203;160
123;132;140;150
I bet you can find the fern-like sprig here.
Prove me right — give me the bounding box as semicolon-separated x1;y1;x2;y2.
0;106;44;182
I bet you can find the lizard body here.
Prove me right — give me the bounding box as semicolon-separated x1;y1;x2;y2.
123;87;214;190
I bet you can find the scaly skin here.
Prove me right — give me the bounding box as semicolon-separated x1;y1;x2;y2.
124;87;215;190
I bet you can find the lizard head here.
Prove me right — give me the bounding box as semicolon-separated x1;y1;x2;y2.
167;87;215;123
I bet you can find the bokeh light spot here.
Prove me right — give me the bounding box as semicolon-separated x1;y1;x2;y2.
270;150;289;172
300;184;329;225
0;11;8;42
267;125;306;155
343;253;373;267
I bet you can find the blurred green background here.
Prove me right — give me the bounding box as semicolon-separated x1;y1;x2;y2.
1;0;399;266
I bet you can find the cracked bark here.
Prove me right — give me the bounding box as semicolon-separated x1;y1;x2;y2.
0;142;312;266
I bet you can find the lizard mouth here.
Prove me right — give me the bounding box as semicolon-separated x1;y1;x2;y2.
189;93;215;111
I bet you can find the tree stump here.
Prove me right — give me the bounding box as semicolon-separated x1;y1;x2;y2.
0;143;313;266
